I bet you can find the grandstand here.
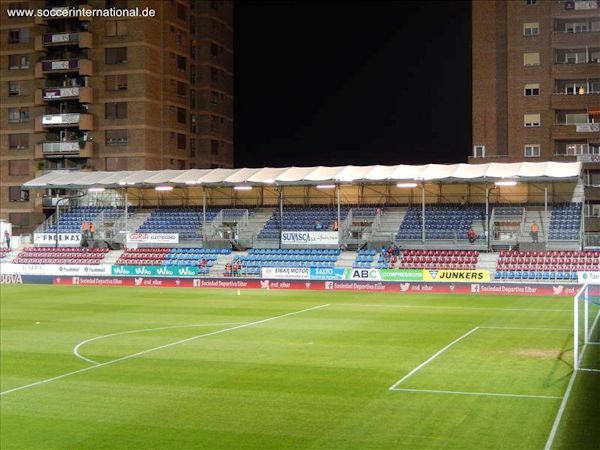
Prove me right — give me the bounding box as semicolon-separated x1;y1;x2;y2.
1;161;593;282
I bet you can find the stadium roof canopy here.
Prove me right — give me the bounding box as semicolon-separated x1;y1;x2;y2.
23;161;582;190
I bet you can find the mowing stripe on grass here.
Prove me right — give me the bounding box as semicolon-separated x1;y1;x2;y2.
73;322;248;365
336;303;571;313
0;304;329;397
390;388;562;400
388;327;479;390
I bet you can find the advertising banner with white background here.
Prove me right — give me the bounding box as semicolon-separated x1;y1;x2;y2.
33;233;81;245
126;233;179;244
577;271;600;285
262;267;311;279
281;231;338;246
0;263;111;276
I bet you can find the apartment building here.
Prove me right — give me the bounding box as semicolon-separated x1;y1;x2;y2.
471;0;600;234
0;0;233;234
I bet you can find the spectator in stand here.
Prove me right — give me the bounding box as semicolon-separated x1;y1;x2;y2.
392;244;400;257
225;262;232;277
89;222;96;240
81;221;89;239
200;258;208;268
315;220;322;230
531;222;539;243
233;260;240;277
467;227;476;244
332;220;339;231
4;230;11;250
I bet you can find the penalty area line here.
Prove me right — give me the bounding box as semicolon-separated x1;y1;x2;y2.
0;304;329;397
388;327;479;390
390;388;562;400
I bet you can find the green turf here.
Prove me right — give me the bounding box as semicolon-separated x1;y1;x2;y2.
1;285;598;449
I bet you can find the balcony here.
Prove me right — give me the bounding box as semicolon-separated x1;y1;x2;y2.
552;1;600;15
35;59;93;77
552;123;600;140
35;86;93;104
552;31;600;47
551;93;600;109
35;113;93;131
34;5;93;24
35;141;93;159
553;63;600;77
35;31;92;51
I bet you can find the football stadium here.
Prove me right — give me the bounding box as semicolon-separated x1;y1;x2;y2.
2;0;600;448
1;162;599;449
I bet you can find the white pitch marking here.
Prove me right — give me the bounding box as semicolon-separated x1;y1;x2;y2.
73;322;249;365
335;303;571;313
578;368;600;373
390;388;562;400
479;326;571;332
0;304;329;397
388;327;479;391
544;309;600;450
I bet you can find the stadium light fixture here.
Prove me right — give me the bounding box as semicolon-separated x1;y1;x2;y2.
234;186;252;191
88;187;105;193
155;186;174;191
316;184;336;189
396;182;418;188
495;180;518;187
263;178;275;184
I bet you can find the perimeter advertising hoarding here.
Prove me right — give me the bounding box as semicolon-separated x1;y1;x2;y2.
0;263;111;276
344;269;423;281
577;271;600;285
262;267;347;280
126;233;179;244
33;233;81;245
44;276;580;296
111;265;199;277
281;231;339;246
422;270;491;283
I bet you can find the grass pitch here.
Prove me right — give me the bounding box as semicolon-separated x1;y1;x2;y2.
1;285;598;449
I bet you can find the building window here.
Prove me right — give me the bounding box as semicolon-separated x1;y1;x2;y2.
106;0;127;8
105;102;128;119
524;83;540;96
105;74;128;91
190;89;196;108
523;22;539;36
524;144;541;158
106;129;128;145
105;20;128;36
8;54;29;69
8;81;20;96
8;28;29;44
106;47;128;64
556;110;589;124
525;0;536;4
211;140;219;155
524;113;540;127
9;186;29;202
177;133;186;149
473;145;485;158
177;81;186;97
177;2;186;20
8;134;28;150
177;55;187;72
190;138;196;157
210;91;220;104
523;52;540;66
177;107;186;124
9;160;30;176
7;2;28;15
8;107;29;123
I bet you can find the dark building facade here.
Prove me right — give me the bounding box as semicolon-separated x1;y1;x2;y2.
1;0;233;234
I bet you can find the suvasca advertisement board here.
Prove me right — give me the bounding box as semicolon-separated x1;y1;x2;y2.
281;231;339;246
33;233;81;245
126;233;179;244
